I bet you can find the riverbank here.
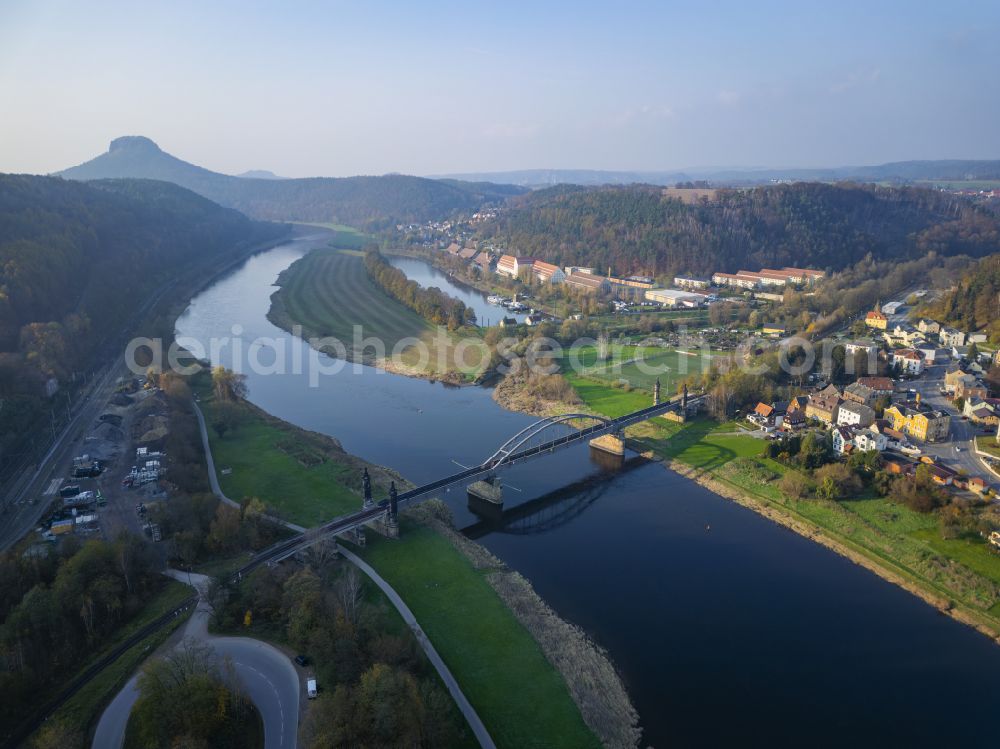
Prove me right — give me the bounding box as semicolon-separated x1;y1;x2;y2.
193;377;610;747
267;247;489;384
586;403;1000;644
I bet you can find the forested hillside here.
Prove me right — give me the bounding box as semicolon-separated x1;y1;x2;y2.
58;136;525;228
481;183;1000;276
0;174;285;467
918;253;1000;341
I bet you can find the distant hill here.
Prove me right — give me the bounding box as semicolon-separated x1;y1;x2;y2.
237;169;284;179
0;173;286;467
917;254;1000;341
0;173;284;360
436;160;1000;187
478;182;1000;277
57;136;527;228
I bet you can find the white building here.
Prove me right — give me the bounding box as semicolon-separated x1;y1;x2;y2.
891;349;925;376
837;401;876;428
853;428;888;452
645;288;707;308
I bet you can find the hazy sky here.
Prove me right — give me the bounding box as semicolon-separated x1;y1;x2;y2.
1;0;998;177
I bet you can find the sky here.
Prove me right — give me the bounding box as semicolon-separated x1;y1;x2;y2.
0;0;998;177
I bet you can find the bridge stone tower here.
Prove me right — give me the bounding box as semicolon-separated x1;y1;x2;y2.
362;468;373;509
386;481;400;538
653;378;661;406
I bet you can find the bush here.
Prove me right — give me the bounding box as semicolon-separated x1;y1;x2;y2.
814;462;863;499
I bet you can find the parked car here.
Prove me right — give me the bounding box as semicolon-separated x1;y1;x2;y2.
295;654;308;667
307;678;317;699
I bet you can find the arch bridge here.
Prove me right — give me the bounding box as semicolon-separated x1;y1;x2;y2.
251;389;701;566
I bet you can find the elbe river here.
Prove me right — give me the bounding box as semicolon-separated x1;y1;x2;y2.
176;233;1000;746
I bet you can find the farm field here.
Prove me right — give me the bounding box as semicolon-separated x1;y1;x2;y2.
268;248;488;380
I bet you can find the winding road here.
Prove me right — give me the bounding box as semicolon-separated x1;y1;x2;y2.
92;570;300;749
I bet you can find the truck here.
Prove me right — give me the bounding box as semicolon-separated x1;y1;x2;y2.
63;491;96;509
306;678;317;699
59;484;81;498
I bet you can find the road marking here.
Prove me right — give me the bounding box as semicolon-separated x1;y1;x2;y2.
43;478;62;496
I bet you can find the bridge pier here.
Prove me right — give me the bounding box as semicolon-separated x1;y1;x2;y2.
468;475;503;505
589;433;624;457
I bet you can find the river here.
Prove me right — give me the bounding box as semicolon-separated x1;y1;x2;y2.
176;233;1000;747
386;254;528;325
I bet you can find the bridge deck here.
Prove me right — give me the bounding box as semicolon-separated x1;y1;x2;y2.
250;396;697;566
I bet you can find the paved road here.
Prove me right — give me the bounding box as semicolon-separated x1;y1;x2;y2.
905;362;995;489
93;571;300;749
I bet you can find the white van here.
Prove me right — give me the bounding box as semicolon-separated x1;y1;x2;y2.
306;678;317;699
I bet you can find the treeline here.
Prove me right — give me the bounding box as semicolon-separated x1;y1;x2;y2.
918;253;1000;341
0;534;162;734
152;370;286;564
480;182;1000;277
216;561;465;747
0;174;285;480
732;253;974;338
364;250;475;329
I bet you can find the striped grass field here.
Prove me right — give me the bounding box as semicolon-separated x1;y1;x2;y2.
269;248;488;379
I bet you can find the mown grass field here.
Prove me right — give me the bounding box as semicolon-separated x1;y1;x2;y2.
559;343;718;404
571;376;1000;634
359;522;600;749
196;379;363;525
268;248;488;379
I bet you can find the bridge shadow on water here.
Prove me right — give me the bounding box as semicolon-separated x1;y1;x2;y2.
461;452;652;540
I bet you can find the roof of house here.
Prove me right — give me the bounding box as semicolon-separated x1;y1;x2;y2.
532;260;562;276
565;272;608;289
866;310;888;320
839;401;875;417
857;376;894;391
458;247;478;260
754;402;775;417
834;426;854;441
893;348;923;361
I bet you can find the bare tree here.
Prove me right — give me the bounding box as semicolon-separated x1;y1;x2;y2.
336;566;364;626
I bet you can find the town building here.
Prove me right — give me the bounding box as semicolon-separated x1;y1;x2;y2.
832;426;854;454
645;288;706;308
673;276;710;290
853;428;888;452
564;266;594;275
565;272;611;294
856;377;895;399
531;260;566;284
837;400;876;428
843;382;877;407
917;319;941;335
883;405;950;442
865;309;888;330
806;384;843;425
890;349;925;376
940;328;966;348
844;339;879;357
496;254;535;279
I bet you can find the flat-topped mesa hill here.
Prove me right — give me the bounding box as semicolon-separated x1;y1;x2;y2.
57;136;526;227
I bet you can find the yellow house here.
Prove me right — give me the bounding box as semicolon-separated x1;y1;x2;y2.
865;309;888;330
884;405;950;443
